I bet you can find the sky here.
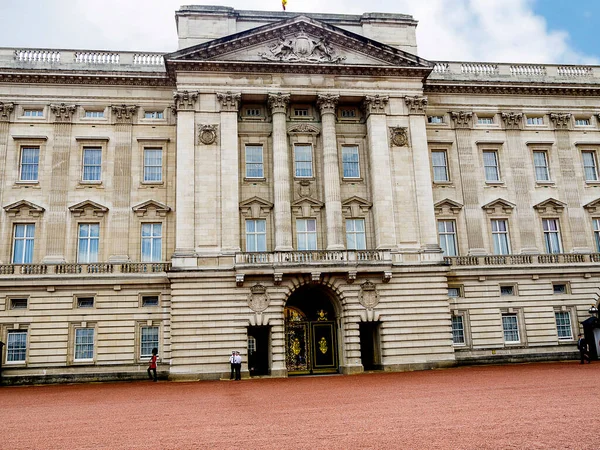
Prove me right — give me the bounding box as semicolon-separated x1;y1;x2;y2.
0;0;598;65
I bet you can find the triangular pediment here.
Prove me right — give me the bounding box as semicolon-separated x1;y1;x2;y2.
533;198;567;213
292;196;324;217
239;196;273;219
132;200;171;217
342;196;372;217
3;200;45;217
69;200;108;217
482;198;516;215
583;198;600;213
434;199;463;215
166;15;432;75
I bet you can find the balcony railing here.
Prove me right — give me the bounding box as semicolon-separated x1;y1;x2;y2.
445;253;599;267
235;250;391;266
0;262;171;275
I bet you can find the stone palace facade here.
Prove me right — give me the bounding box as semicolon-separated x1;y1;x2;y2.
1;5;599;384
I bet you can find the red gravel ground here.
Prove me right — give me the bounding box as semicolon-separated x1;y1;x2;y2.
1;362;599;449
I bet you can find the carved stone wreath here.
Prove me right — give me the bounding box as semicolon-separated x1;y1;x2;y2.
247;284;270;313
358;281;380;309
198;124;218;145
389;127;408;147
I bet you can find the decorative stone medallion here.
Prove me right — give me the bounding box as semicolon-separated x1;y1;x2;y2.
259;30;345;64
247;284;270;312
389;127;409;147
358;280;380;309
198;124;218;145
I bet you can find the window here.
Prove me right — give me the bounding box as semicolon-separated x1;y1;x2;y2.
74;328;94;361
346;219;366;250
23;109;43;117
527;116;544;125
553;283;567;294
245;145;264;178
477;117;494;125
78;224;99;263
594;219;600;252
294;108;308;117
452;316;465;345
10;298;28;309
502;314;520;343
144;111;163;119
294;144;313;178
76;297;94;308
297;219;317;251
575;118;590;126
340;108;356;118
555;311;572;340
500;285;514;296
483;150;500;182
491;219;511;255
533;151;550;181
140;326;159;358
141;223;162;262
19;147;39;181
245;219;266;252
143;148;163;183
6;330;27;363
84;110;104;118
428;116;444;124
431;150;449;182
542;219;562;254
245;108;261;117
448;287;462;298
248;336;256;355
438;220;457;257
582;151;598;181
141;295;159;307
342;146;360;178
13;224;35;264
82;147;102;182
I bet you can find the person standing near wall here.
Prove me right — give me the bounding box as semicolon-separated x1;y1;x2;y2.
234;351;242;380
577;334;591;364
229;351;236;380
148;347;159;381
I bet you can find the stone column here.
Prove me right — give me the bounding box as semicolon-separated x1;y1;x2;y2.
0;103;14;264
317;94;344;250
363;95;397;249
550;113;589;252
501;113;538;253
43;103;77;263
268;93;293;251
405;96;441;254
108;105;138;262
217;92;241;254
173;91;198;258
451;111;486;255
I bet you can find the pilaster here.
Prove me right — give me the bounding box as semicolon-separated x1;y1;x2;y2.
0;102;13;264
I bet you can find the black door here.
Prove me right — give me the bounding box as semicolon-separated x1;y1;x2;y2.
248;326;270;376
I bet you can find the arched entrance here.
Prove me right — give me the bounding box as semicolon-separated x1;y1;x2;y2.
284;284;339;375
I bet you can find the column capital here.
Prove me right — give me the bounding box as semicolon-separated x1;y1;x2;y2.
216;91;241;112
500;112;523;130
173;90;198;111
50;103;77;123
317;94;339;115
0;102;14;122
362;95;389;116
111;104;138;124
450;111;474;129
404;96;428;115
550;113;572;130
268;93;290;114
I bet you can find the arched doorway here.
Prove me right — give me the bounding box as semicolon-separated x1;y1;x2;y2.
284;284;339;375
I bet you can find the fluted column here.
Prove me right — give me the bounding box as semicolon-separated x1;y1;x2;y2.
217;92;241;254
363;95;397;249
173;91;198;258
317;94;344;250
268;93;293;251
0;103;14;264
405;96;440;254
451;111;486;255
550;113;589;252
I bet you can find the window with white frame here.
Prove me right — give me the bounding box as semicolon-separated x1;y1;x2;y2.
342;146;360;178
582;151;598;181
483;150;500;182
6;330;27;363
245;219;266;252
431;150;449;182
143;148;163;183
491;219;511;255
428;116;444;124
438;220;457;256
346;219;366;250
84;110;104;118
74;327;94;361
140;326;159;358
527;116;544;125
297;218;317;250
555;311;572;340
448;287;462;298
78;223;99;263
533;150;550;181
245;145;264;178
575;118;591;126
451;315;465;345
12;224;35;264
542;218;562;254
23;109;43;117
502;314;520;343
82;147;102;182
294;144;313;178
141;223;162;262
594;219;600;252
19;147;39;181
248;336;256;355
144;111;164;119
477;117;494;125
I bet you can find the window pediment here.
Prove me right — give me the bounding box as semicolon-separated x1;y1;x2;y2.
434;198;463;215
482;198;515;215
292;196;323;217
533;198;566;214
342;196;372;217
239;196;274;219
3;200;45;217
584;198;600;213
132;200;171;218
69;200;108;218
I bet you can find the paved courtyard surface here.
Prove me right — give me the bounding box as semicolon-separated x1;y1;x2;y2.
1;362;598;449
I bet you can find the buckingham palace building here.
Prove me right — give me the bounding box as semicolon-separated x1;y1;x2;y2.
1;5;600;384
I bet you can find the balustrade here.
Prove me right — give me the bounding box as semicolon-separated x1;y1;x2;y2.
445;253;598;267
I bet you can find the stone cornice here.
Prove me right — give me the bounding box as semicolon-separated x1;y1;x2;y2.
216;92;241;112
549;113;572;130
50;103;77;123
425;81;600;97
450;111;473;128
268;93;290;114
362;95;388;116
0;102;14;122
404;96;427;115
316;94;339;115
0;71;172;87
500;112;523;130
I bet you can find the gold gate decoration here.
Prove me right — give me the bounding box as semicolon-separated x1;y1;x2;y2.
319;337;328;354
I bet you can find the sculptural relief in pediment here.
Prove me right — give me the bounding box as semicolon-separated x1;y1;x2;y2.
258;29;345;64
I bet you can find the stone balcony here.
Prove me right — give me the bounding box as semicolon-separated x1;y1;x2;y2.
235;249;391;267
445;253;600;268
0;262;171;276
